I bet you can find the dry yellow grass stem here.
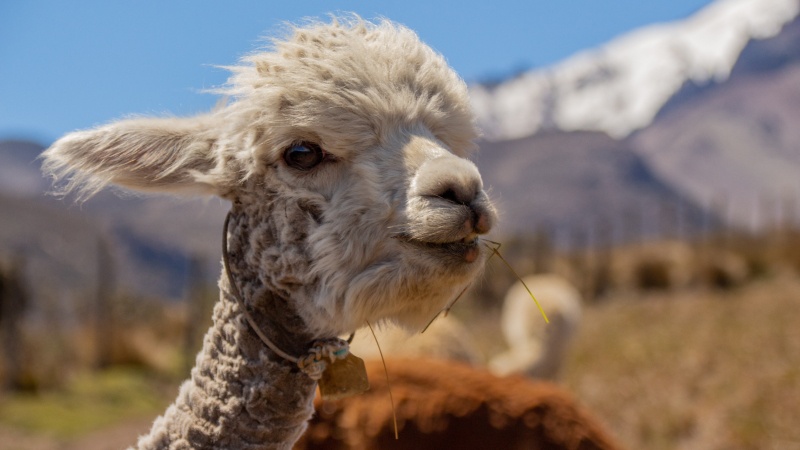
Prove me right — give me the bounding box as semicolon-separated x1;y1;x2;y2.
366;321;399;440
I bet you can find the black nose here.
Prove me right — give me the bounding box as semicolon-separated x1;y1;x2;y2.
438;185;476;206
414;156;482;204
412;154;496;236
434;184;493;235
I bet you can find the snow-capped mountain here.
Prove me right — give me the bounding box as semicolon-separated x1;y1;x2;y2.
471;0;800;140
473;0;800;233
630;19;800;230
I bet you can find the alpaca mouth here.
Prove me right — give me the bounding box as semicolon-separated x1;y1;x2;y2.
394;234;481;263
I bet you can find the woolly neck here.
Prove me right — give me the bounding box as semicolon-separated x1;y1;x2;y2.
224;204;319;360
132;209;322;449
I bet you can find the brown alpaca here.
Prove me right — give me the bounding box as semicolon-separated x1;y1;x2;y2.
296;358;622;450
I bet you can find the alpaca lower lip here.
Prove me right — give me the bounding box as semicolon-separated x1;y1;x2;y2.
395;235;480;263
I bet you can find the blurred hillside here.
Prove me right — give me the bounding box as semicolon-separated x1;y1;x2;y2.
474;131;713;239
474;0;800;232
0;140;227;301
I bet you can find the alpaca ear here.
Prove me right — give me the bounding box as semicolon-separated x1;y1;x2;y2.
42;115;222;199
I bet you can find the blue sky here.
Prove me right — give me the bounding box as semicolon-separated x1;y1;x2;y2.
0;0;714;144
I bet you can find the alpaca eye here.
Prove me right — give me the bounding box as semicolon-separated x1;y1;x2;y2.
283;142;326;171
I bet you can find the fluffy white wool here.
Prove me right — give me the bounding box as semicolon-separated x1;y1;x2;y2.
43;16;497;450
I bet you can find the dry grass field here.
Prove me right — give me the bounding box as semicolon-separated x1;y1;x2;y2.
564;274;800;449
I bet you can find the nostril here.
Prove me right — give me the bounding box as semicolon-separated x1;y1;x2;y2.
439;187;462;205
413;155;484;206
435;183;479;206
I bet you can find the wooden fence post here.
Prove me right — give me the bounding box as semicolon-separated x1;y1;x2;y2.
95;237;115;369
0;256;29;390
183;254;207;375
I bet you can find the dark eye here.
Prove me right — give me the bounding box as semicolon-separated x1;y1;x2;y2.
283;142;326;171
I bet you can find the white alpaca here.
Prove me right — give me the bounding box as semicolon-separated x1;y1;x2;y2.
489;274;582;380
42;17;496;450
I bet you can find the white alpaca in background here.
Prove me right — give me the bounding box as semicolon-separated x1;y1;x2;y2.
490;274;582;380
350;273;583;379
42;16;496;450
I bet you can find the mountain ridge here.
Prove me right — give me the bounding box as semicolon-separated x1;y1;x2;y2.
470;0;800;140
475;131;711;239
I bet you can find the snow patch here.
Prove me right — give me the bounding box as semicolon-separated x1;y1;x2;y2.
471;0;800;140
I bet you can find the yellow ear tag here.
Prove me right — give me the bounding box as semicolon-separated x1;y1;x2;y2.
318;353;370;400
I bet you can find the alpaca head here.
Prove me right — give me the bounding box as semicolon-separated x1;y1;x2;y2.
43;17;496;338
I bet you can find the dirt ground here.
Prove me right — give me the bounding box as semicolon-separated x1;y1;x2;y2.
564;274;800;449
0;419;151;450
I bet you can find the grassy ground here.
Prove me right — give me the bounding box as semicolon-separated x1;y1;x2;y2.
0;367;173;441
564;274;800;449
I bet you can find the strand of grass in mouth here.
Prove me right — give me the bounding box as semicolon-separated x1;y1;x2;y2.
421;238;549;334
420;283;470;334
366;321;399;440
482;239;549;324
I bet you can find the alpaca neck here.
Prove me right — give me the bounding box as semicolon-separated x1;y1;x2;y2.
134;213;320;450
134;282;318;450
